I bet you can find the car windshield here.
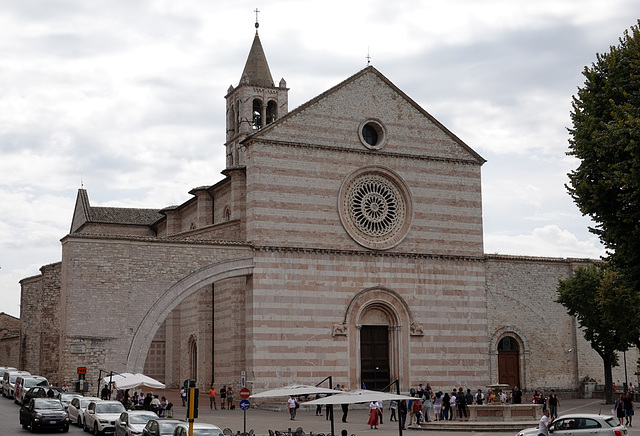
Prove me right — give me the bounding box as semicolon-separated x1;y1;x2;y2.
24;379;47;388
193;430;223;436
159;422;181;433
96;403;125;413
130;414;156;424
80;399;94;408
34;399;63;410
61;394;79;402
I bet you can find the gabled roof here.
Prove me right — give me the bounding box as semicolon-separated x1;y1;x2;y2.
239;31;275;88
243;65;485;164
71;189;162;232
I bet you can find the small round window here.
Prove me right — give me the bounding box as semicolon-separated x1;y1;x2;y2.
358;119;387;150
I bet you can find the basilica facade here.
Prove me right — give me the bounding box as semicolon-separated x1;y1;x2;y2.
19;28;634;396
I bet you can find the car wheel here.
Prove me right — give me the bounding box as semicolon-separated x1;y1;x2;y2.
62;424;70;433
83;419;90;432
22;422;28;429
94;422;100;436
30;420;38;433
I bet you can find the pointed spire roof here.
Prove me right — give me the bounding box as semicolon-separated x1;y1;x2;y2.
239;30;275;88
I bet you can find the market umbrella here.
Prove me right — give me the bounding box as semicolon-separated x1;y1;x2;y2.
101;373;166;390
250;384;338;398
305;389;414;405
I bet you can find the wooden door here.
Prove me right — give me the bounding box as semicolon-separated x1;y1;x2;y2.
360;325;390;390
498;350;520;387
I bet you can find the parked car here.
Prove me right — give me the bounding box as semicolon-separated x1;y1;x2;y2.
143;418;184;436
0;366;16;393
2;370;30;398
516;413;628;436
58;392;83;409
19;397;70;433
15;375;48;404
67;395;100;426
83;399;126;435
115;410;159;436
172;422;223;436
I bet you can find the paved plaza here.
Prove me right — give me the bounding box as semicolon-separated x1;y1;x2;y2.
153;389;640;436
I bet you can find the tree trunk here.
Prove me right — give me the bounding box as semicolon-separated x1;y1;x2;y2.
604;357;614;404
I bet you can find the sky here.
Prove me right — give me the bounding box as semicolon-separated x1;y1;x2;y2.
1;1;639;318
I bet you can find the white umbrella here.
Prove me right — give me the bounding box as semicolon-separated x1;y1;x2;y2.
250;384;339;398
306;389;414;405
101;373;165;390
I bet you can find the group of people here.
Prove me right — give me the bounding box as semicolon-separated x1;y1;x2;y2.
204;385;234;410
614;392;635;427
117;388;170;416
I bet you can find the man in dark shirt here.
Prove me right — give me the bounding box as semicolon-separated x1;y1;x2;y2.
512;386;523;404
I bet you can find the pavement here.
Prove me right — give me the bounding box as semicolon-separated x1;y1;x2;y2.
142;389;640;436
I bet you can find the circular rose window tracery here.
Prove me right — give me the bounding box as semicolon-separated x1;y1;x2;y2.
339;166;413;250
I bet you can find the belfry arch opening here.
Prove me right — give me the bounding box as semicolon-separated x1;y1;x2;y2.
252;99;263;129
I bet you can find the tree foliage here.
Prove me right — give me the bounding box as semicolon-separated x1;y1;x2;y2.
567;21;640;291
557;264;637;403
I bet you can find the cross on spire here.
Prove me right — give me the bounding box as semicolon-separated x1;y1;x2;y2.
366;47;371;65
254;8;260;29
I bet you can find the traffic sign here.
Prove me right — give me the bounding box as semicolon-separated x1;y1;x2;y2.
239;399;250;410
77;367;87;375
240;387;251;399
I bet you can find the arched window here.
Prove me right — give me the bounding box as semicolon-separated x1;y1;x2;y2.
266;100;277;124
189;335;198;380
252;99;263;130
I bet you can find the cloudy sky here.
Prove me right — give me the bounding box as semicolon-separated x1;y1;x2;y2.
1;1;638;318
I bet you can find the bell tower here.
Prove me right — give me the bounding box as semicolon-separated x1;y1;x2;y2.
224;16;289;168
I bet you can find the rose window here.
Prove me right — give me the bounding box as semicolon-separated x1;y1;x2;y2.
339;167;412;250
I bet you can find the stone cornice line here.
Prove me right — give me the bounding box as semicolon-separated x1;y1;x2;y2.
245;138;483;166
254;245;485;262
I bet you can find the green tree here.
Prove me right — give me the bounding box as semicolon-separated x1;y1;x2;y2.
567;21;640;293
557;264;636;404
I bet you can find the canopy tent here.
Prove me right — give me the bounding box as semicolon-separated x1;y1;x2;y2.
100;373;166;390
250;384;338;399
305;389;414;405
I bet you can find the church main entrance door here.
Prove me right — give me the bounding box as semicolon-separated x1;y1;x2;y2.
360;325;390;390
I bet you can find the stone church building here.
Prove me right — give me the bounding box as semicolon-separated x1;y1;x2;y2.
19;27;635;396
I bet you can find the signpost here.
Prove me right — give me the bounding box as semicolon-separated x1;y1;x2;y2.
240;384;250;435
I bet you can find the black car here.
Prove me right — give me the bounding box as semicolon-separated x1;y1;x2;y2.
19;397;70;432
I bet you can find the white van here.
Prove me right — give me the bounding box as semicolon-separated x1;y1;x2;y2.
15;375;48;404
2;370;31;398
0;367;17;393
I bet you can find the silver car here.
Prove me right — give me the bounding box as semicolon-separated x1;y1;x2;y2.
67;395;101;426
115;410;159;436
516;413;628;436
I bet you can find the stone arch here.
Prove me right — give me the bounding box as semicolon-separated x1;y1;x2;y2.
126;257;254;373
343;287;413;391
489;326;530;390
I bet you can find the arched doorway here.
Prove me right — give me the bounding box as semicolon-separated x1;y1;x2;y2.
343;287;414;391
356;300;399;391
497;336;520;387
